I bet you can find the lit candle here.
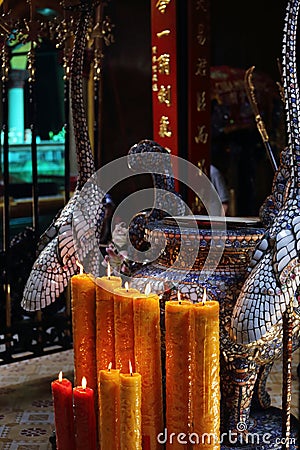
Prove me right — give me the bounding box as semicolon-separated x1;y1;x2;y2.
120;361;142;450
96;264;122;444
165;295;194;450
133;283;164;449
71;265;97;394
73;376;97;450
99;363;121;450
193;290;220;449
51;371;75;450
95;263;122;371
5;283;11;328
114;282;140;373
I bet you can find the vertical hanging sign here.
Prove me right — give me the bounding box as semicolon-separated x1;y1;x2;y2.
187;0;211;209
151;1;211;207
151;0;178;157
187;0;211;171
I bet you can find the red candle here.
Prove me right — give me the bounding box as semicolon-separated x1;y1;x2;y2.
51;371;75;450
73;376;97;450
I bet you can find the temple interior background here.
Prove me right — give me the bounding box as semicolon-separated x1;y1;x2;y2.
0;0;299;448
1;0;289;228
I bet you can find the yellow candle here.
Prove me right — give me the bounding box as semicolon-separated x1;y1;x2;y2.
120;366;142;450
193;299;220;449
99;365;121;450
71;273;97;394
96;272;122;444
133;288;164;449
114;284;140;373
96;274;122;370
165;300;194;450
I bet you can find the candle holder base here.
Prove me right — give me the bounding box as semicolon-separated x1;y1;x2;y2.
221;407;299;449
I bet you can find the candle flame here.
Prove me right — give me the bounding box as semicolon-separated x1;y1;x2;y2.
177;291;181;304
107;261;111;279
58;371;63;382
125;281;129;292
202;288;207;305
129;360;133;376
5;283;11;303
145;283;151;296
81;376;87;389
76;260;84;275
108;362;112;371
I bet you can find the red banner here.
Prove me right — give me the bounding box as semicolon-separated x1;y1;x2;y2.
187;0;211;173
151;1;211;209
187;0;211;210
151;0;179;156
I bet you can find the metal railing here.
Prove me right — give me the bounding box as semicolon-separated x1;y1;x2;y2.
0;44;72;364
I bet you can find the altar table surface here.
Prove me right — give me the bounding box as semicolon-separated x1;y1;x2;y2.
0;349;299;449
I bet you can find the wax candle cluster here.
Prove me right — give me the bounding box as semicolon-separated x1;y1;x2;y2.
69;270;163;449
98;360;143;450
51;373;97;450
51;266;220;450
165;292;220;449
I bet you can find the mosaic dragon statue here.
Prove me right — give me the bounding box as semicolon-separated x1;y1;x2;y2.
226;0;300;435
127;139;186;254
21;2;183;311
21;0;105;311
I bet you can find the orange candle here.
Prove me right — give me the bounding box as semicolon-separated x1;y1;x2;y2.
193;296;220;449
71;272;97;394
99;364;121;450
165;299;194;450
95;270;122;371
120;362;142;450
133;285;164;449
114;283;140;373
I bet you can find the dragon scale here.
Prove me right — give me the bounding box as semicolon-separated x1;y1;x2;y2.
206;0;300;435
21;2;104;311
231;0;300;346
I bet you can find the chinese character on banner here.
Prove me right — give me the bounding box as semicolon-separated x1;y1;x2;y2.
196;91;207;112
196;0;208;12
156;0;171;14
152;46;158;91
195;124;208;144
159;116;172;138
195;57;208;76
196;23;206;46
157;85;171;107
157;53;170;75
